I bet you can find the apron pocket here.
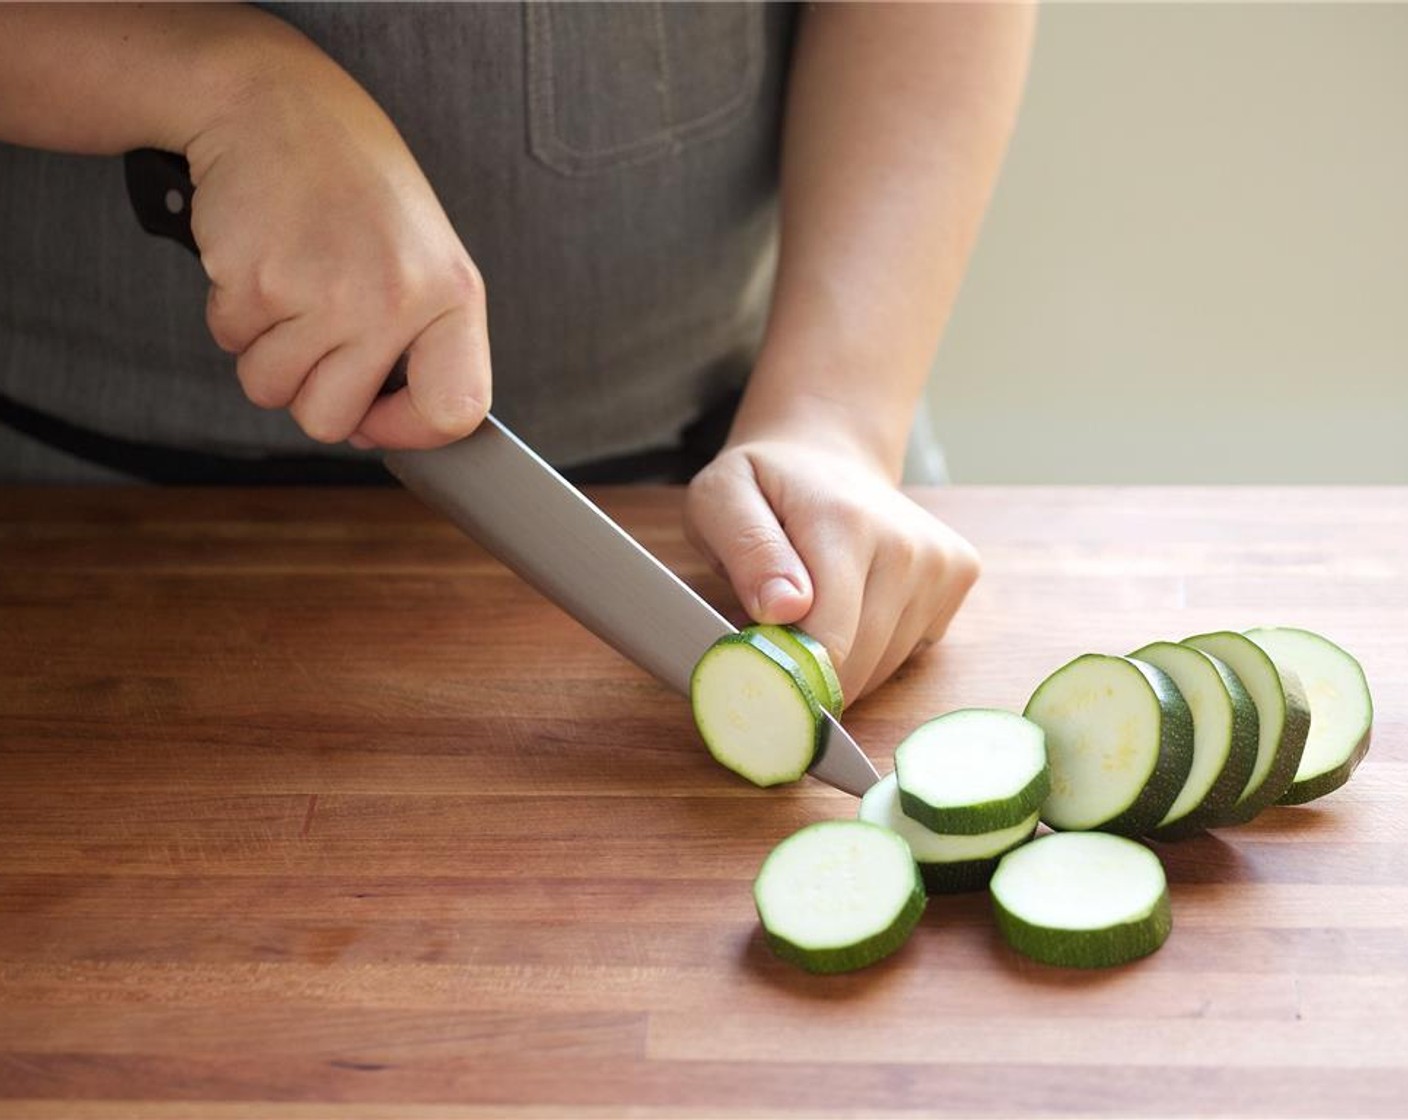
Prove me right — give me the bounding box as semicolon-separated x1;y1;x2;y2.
525;1;765;177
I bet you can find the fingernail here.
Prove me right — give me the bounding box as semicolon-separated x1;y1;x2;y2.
757;576;800;617
348;434;375;450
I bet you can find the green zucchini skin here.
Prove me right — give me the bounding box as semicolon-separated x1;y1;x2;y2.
860;773;1039;895
1211;670;1310;827
990;833;1173;969
897;767;1049;837
1274;725;1371;805
1199;655;1261;815
1244;626;1374;806
894;709;1050;836
1097;659;1195;837
1026;655;1194;837
1182;632;1311;827
919;854;1011;895
746;624;844;718
1136;644;1261;842
753;821;927;974
993;885;1172;969
761;877;926;974
690;631;823;787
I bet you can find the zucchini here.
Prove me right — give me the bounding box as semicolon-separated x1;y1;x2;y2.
1183;631;1310;825
1244;627;1372;805
753;820;926;974
894;709;1049;835
1023;654;1193;836
990;831;1172;969
859;772;1038;894
1130;641;1260;839
745;623;844;717
690;632;822;787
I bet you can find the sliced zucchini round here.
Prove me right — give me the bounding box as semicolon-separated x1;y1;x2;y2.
745;623;844;717
1244;627;1372;806
990;832;1172;969
690;632;822;787
1130;641;1260;839
1023;654;1193;836
859;773;1039;894
1183;631;1310;825
893;709;1048;835
753;820;926;974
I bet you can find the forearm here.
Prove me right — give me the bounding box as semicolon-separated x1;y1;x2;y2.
0;2;321;156
735;2;1035;477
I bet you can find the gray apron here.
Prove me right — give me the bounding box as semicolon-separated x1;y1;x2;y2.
0;2;796;483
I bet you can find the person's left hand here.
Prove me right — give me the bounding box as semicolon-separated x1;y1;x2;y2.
684;436;980;703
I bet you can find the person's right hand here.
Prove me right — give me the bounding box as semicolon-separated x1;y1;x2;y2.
185;28;490;449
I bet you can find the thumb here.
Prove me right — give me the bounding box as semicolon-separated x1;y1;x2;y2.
685;458;813;624
354;302;491;450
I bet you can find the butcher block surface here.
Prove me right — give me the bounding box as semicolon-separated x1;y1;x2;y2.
1;485;1405;1118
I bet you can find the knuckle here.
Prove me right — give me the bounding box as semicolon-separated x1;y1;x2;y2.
204;294;242;354
444;253;486;308
301;421;345;446
247;260;291;315
829;498;870;537
237;368;293;411
819;628;855;668
883;531;922;574
291;404;352;446
374;264;417;322
685;461;731;506
422;388;488;438
731;523;790;571
684;456;747;528
206;321;241;356
948;536;982;589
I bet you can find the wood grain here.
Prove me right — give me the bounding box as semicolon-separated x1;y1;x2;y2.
1;485;1405;1118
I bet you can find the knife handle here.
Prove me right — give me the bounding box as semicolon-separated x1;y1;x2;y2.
123;148;198;255
122;147;409;395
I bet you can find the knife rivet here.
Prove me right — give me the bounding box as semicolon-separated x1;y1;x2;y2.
164;189;185;216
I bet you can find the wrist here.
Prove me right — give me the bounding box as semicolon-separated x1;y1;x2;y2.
181;20;407;197
730;354;922;484
0;4;334;157
166;8;340;157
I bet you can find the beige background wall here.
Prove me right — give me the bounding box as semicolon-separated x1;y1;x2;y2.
928;2;1408;483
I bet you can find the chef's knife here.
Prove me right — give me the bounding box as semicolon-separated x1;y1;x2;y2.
123;148;880;796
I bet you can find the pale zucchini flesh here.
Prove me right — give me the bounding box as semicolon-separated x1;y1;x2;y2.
690;632;822;787
859;773;1039;894
990;832;1172;968
1024;654;1193;836
1130;641;1260;839
1244;627;1373;805
894;709;1049;835
1183;631;1310;825
753;820;926;974
745;624;844;717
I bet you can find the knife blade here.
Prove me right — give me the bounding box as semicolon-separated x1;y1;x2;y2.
122;147;880;797
384;423;880;797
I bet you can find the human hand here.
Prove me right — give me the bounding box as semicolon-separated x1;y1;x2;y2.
684;434;980;703
185;33;489;449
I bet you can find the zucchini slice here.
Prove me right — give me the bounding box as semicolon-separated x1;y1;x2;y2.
1130;641;1260;839
690;632;823;787
1244;627;1372;805
893;709;1049;835
1183;631;1310;825
1023;654;1193;836
753;820;926;974
990;832;1172;969
859;773;1039;894
745;623;844;717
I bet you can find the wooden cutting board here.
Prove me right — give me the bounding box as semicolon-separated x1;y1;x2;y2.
1;485;1404;1118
